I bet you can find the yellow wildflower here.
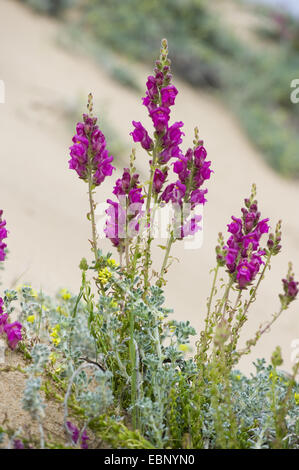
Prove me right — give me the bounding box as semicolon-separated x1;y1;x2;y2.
294;393;299;405
178;344;190;353
236;375;241;381
50;325;61;346
107;258;118;268
60;288;71;300
98;267;112;285
26;315;35;323
109;300;118;309
17;284;38;298
49;353;57;364
56;306;68;317
52;337;61;347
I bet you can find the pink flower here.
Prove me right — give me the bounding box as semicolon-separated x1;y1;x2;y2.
161;181;186;205
153;169;167;193
149;107;170;133
0;210;8;262
69;108;115;186
4;321;22;350
161;85;178;107
130;121;153;150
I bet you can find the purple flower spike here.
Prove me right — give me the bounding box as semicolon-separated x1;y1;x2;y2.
69;99;115;186
105;169;145;251
223;190;270;289
0;210;8;262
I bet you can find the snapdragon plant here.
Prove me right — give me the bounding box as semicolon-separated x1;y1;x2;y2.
0;39;298;449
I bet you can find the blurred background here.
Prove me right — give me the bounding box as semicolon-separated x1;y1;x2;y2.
0;0;298;374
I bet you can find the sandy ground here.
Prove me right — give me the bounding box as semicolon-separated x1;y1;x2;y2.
0;0;298;387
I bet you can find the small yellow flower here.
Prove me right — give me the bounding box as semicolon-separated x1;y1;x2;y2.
18;284;38;298
107;258;118;268
98;267;112;285
49;353;57;364
109;300;118;309
236;375;241;381
52;337;61;347
26;315;35;323
294;393;299;405
31;289;38;298
50;325;61;346
269;372;278;383
60;288;71;300
178;344;190;353
56;306;68;317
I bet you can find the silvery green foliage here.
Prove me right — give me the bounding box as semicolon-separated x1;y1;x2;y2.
22;344;50;421
22;377;45;421
3;289;18;316
75;369;114;419
27;344;50;374
197;359;299;449
230;360;299;449
18;287;96;366
90;269;198;447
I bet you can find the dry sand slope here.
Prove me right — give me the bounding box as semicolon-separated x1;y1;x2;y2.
0;0;298;375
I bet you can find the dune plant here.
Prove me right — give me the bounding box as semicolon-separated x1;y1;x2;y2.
0;39;298;449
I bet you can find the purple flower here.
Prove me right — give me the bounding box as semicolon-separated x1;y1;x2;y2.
128;188;143;205
282;277;299;299
0;312;8;335
69;104;115;186
236;260;254;289
161;85;178;107
194;145;207;167
130;121;153;151
153;169;167;193
104;199;126;247
225;248;239;273
66;421;89;449
223;192;269;289
190;189;208;208
4;322;22;350
13;439;25;449
161;181;186;205
173;156;190;184
181;214;202;238
0;210;8;262
146;75;159;100
105;169;144;250
256;218;270;237
80;430;90;450
149;107;170;133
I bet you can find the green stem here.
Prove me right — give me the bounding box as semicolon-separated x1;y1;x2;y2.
88;171;99;265
243;253;272;317
143;143;159;294
207;265;219;319
157;233;174;287
129;307;137;429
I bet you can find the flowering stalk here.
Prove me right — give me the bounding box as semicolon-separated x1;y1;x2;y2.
0;210;8;263
69;93;115;265
237;262;298;360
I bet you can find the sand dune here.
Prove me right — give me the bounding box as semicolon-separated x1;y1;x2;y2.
0;0;298;374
